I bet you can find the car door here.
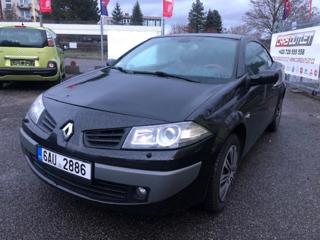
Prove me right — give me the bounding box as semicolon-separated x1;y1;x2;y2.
255;44;281;119
241;41;274;150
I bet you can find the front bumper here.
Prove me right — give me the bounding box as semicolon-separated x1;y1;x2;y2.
0;67;59;81
20;128;204;208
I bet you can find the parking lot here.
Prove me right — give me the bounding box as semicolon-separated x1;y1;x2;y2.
0;83;320;240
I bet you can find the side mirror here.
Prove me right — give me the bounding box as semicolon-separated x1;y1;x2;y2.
249;70;279;87
106;59;117;67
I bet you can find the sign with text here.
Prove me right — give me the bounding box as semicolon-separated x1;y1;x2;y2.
270;26;320;80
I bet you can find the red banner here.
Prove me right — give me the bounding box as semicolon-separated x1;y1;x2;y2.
282;0;292;20
163;0;174;18
39;0;52;14
309;0;313;16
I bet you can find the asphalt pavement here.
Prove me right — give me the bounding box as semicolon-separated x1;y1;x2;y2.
0;83;320;240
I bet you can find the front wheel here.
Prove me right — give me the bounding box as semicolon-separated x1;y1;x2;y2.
203;134;241;212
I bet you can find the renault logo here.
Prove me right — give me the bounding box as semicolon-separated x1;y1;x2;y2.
62;122;74;141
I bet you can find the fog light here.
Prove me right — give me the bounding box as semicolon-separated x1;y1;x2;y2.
48;62;56;68
136;187;147;199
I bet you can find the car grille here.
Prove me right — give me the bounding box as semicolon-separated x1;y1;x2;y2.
84;128;126;149
39;111;56;134
27;153;147;203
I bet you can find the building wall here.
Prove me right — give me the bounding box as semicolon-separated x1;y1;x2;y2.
1;0;38;21
103;16;162;27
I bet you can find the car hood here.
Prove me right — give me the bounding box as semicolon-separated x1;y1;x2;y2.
45;69;226;122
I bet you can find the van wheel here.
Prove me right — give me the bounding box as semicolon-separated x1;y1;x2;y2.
202;134;240;212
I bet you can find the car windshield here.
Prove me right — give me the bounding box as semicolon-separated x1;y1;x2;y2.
115;36;238;83
0;28;48;48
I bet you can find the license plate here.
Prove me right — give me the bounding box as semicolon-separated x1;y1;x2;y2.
11;59;35;67
37;147;92;180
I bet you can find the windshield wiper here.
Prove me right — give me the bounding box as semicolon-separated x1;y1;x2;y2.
111;66;130;73
131;70;199;83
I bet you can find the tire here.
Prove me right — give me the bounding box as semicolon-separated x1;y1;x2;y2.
0;82;3;89
61;65;66;80
49;73;63;87
203;134;241;212
267;98;283;132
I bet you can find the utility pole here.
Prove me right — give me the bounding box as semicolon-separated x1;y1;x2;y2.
100;16;104;66
40;13;43;27
161;16;165;36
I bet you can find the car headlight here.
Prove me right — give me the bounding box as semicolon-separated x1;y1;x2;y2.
28;94;45;124
123;122;211;149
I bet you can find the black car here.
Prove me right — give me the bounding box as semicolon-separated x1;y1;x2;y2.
20;34;286;214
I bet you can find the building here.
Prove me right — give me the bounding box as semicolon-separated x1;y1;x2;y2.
103;13;162;27
0;0;38;21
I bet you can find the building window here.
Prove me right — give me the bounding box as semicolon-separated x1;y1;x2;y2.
5;0;12;9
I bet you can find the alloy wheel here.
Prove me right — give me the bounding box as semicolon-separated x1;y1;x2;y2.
219;145;238;202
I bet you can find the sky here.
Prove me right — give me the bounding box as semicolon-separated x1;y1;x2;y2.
106;0;320;29
107;0;251;29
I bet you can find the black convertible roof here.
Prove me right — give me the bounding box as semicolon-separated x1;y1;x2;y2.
160;33;246;40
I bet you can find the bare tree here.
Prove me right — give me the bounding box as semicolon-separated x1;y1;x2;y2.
228;24;253;35
244;0;318;39
170;24;189;34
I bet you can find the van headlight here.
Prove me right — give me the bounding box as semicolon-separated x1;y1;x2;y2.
28;94;45;124
123;122;211;149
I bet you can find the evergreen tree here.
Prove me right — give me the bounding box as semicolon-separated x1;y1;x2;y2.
131;1;143;26
44;0;99;22
188;0;206;33
112;2;124;25
205;9;222;33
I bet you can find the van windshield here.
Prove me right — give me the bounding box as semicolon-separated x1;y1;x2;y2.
0;28;48;48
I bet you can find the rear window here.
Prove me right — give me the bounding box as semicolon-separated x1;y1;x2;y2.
0;28;48;48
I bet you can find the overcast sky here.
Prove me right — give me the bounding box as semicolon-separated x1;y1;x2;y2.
107;0;250;28
107;0;320;29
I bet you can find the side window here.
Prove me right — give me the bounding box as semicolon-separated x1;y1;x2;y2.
245;42;272;75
